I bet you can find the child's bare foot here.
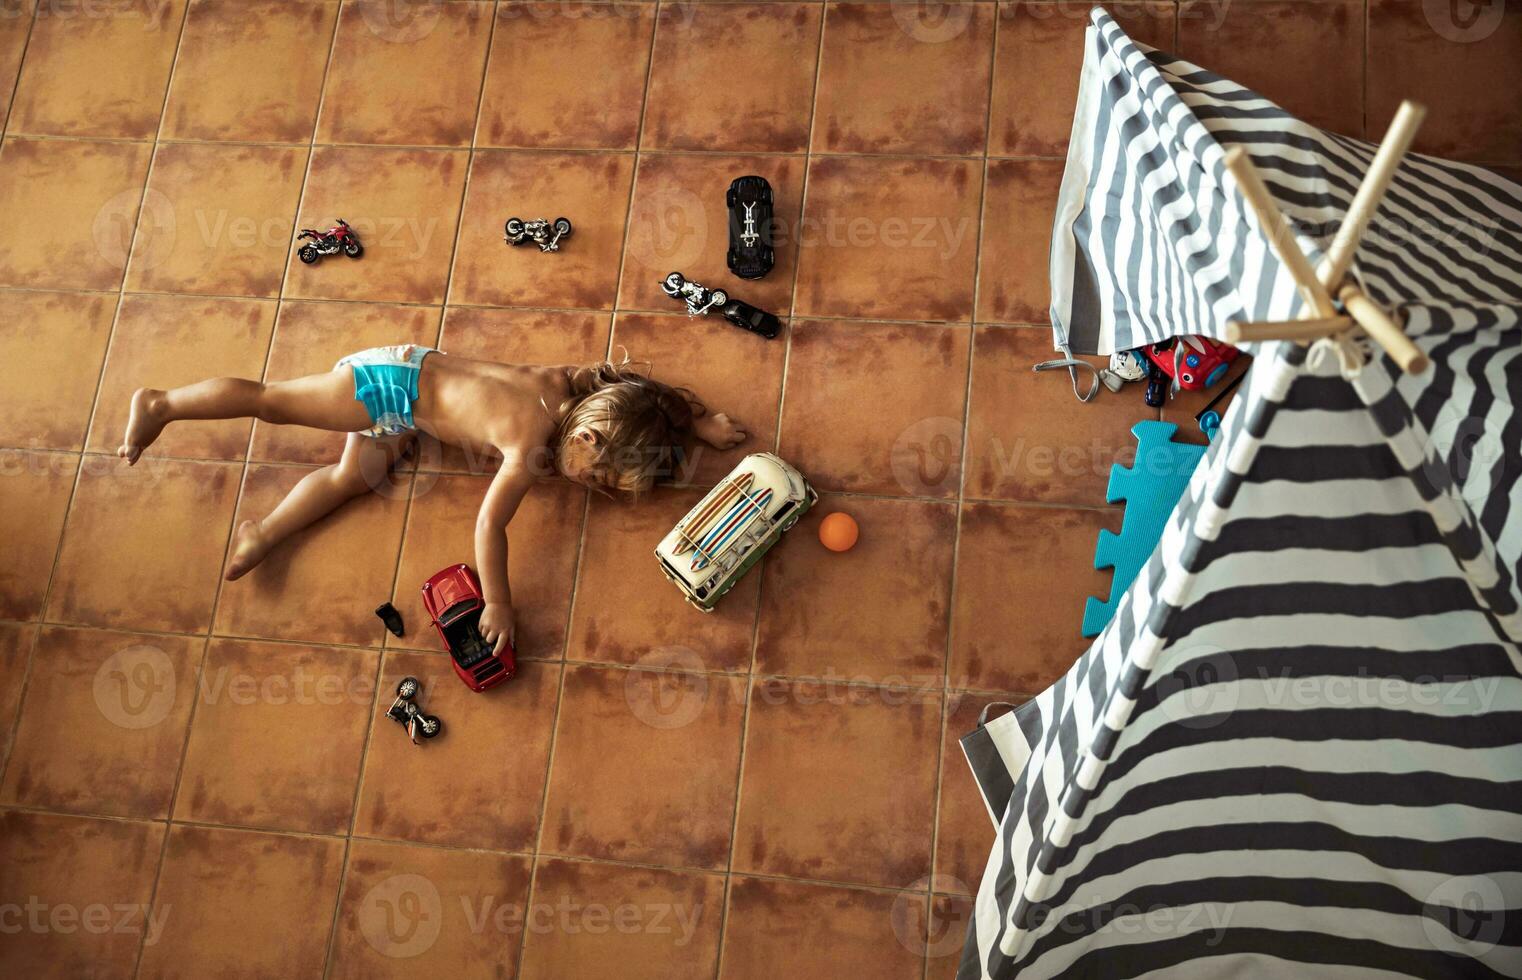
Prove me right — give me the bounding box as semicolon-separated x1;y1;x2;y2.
224;520;269;581
119;388;167;465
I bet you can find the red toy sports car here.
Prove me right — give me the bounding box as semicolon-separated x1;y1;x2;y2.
420;564;515;692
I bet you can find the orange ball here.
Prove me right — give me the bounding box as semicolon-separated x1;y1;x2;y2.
818;511;859;552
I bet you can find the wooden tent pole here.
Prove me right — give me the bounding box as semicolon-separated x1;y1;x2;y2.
1339;283;1430;374
1318;101;1428;290
1222;146;1339;320
1226;316;1354;343
1222;136;1430;375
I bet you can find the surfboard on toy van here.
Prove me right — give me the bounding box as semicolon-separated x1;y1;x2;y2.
654;453;816;612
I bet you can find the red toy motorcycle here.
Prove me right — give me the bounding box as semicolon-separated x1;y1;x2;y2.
296;218;363;265
420;564;515;692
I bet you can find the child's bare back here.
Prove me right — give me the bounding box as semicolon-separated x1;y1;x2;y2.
119;344;746;653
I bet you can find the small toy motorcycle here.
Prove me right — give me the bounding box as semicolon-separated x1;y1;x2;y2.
385;676;442;745
663;271;728;316
661;272;781;340
504;216;572;253
296;218;363;264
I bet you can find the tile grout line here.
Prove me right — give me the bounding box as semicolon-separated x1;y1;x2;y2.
110;4;202;977
203;0;346;650
1;280;1041;325
321;0;505;973
0;613;1051;698
25;0;196;670
605;0;661;328
713;2;831;975
1;445;1133;518
0;0;38;142
129;2;344;977
0;621;42;791
922;8;1003;968
510;0;668;971
2;785;974;900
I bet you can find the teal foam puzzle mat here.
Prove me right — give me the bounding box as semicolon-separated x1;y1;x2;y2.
1082;421;1207;637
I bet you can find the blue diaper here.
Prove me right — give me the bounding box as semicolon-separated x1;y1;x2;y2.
334;344;437;437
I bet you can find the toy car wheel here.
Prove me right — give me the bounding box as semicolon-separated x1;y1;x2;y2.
710;289;728;307
343;240;363;258
419;715;442;739
505;217;525;238
553;217;572;239
662;272;685;296
298;245;319;265
395;676;420;699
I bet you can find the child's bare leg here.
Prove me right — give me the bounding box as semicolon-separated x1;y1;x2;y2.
226;433;412;581
120;369;369;464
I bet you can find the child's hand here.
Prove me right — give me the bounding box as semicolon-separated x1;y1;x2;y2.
479;602;516;656
696;412;748;450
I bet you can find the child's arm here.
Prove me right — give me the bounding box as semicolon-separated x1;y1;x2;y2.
475;457;535;655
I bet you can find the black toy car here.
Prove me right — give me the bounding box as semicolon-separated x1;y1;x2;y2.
720;296;781;339
726;176;774;280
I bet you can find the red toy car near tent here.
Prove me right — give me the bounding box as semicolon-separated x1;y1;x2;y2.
420;564;515;692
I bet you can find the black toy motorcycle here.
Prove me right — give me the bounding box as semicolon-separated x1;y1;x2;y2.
661;272;781;340
504;216;573;253
385;676;441;745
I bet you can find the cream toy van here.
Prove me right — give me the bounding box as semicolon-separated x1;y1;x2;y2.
654;453;816;611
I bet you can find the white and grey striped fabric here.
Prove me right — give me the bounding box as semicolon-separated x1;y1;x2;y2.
961;8;1522;978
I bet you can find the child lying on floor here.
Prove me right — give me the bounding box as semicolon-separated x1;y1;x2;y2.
119;345;747;652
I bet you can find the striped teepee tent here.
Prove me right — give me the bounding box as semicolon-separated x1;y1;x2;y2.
958;8;1522;979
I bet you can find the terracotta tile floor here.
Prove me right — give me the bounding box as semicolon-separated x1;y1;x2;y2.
0;1;1513;976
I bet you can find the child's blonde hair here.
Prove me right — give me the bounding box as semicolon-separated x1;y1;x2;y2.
553;359;703;494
